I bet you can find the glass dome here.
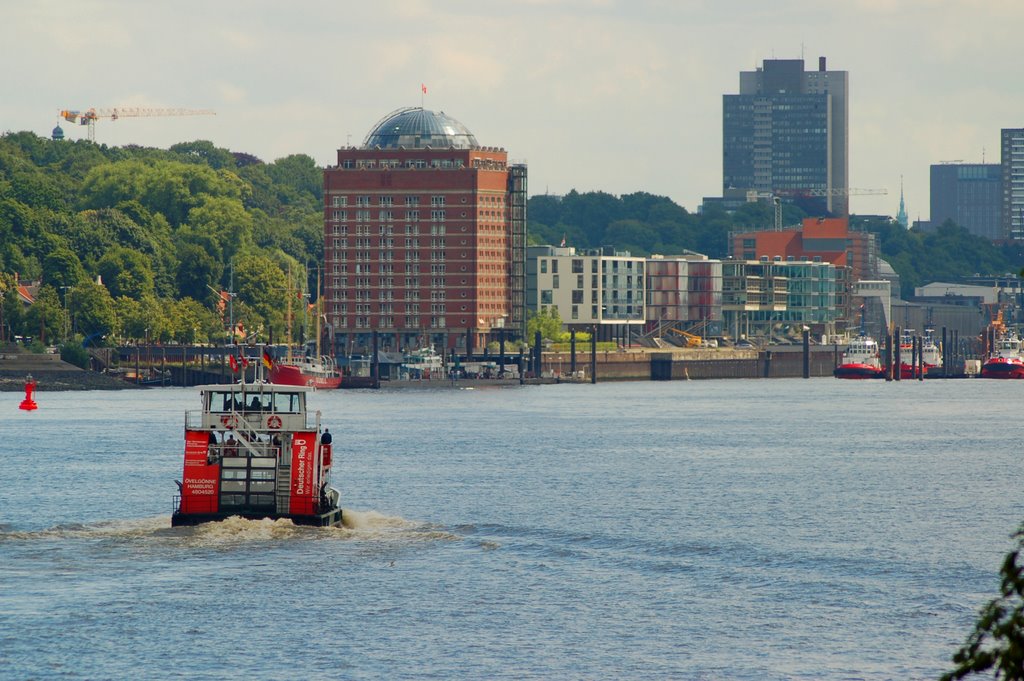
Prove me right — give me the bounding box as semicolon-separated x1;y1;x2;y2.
362;107;478;150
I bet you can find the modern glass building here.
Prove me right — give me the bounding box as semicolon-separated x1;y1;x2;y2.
929;164;1002;240
723;57;849;216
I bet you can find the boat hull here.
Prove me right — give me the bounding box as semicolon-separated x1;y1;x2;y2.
834;363;885;379
899;363;939;379
269;363;342;389
172;506;344;527
980;359;1024;379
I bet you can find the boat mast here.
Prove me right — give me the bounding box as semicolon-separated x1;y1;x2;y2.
286;264;294;364
315;267;322;358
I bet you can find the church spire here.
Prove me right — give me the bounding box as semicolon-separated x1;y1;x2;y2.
896;175;908;228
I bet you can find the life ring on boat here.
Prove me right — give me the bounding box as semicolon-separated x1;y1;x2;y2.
220;414;239;429
267;415;283;430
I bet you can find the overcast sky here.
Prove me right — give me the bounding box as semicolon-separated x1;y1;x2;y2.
2;0;1021;221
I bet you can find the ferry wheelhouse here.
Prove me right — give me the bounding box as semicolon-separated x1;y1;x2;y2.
172;382;342;527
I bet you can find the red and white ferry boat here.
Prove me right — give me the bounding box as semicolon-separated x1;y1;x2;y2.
981;334;1024;379
834;334;885;379
172;381;342;526
899;331;942;379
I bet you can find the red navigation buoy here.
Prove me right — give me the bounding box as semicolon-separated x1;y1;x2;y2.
19;374;38;411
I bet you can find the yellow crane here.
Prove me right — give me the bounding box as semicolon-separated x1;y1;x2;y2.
58;107;216;141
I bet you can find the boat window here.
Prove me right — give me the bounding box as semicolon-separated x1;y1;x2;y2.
209;391;241;413
272;392;302;414
244;393;272;412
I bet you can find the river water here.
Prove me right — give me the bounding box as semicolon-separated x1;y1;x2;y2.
1;378;1020;680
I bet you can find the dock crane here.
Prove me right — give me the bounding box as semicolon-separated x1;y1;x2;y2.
58;107;216;141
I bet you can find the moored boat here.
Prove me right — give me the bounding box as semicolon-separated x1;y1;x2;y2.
981;334;1024;379
172;381;342;527
268;354;343;389
898;330;942;379
834;334;885;379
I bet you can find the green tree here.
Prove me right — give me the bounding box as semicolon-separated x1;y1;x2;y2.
942;524;1024;680
527;307;563;341
170;140;237;170
41;244;86;289
186;195;254;262
233;254;288;339
69;280;116;345
96;246;156;299
24;285;65;345
175;242;223;303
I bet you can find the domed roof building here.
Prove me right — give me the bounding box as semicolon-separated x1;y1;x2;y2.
323;105;527;357
362;108;479;150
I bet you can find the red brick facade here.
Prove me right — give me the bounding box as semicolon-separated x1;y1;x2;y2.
323;146;520;353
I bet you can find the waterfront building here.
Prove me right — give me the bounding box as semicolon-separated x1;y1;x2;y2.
1002;128;1024;240
322;107;527;355
723;56;849;216
729;216;877;329
929;163;1002;239
722;258;839;340
645;254;723;335
527;245;645;341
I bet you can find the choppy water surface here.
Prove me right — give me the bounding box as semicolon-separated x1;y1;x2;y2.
2;379;1021;680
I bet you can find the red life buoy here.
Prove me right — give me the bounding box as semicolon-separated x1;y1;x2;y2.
220;414;239;429
267;415;282;430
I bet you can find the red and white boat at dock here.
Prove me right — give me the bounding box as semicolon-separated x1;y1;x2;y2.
899;331;942;379
981;334;1024;379
834;334;885;379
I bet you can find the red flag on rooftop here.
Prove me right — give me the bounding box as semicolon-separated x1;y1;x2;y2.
421;83;427;94
229;354;239;373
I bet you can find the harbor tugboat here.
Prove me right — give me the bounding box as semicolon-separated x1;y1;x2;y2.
172;381;342;527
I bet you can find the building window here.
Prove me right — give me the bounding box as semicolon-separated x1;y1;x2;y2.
572;306;579;320
553;275;559;289
551;260;559;274
572;290;583;304
577;275;584;289
540;260;548;274
541;290;553;304
572;259;584;273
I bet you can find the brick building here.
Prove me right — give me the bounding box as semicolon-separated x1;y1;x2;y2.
322;107;526;355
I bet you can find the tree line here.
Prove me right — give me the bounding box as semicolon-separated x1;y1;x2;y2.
0;133;324;350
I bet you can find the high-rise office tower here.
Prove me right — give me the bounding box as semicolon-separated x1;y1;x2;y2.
930;163;1002;240
1002;128;1024;240
322;107;527;355
723;57;849;216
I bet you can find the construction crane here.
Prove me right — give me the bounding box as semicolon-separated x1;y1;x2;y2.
771;186;888;219
58;107;216;142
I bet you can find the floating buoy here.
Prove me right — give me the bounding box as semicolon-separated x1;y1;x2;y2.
19;374;38;411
